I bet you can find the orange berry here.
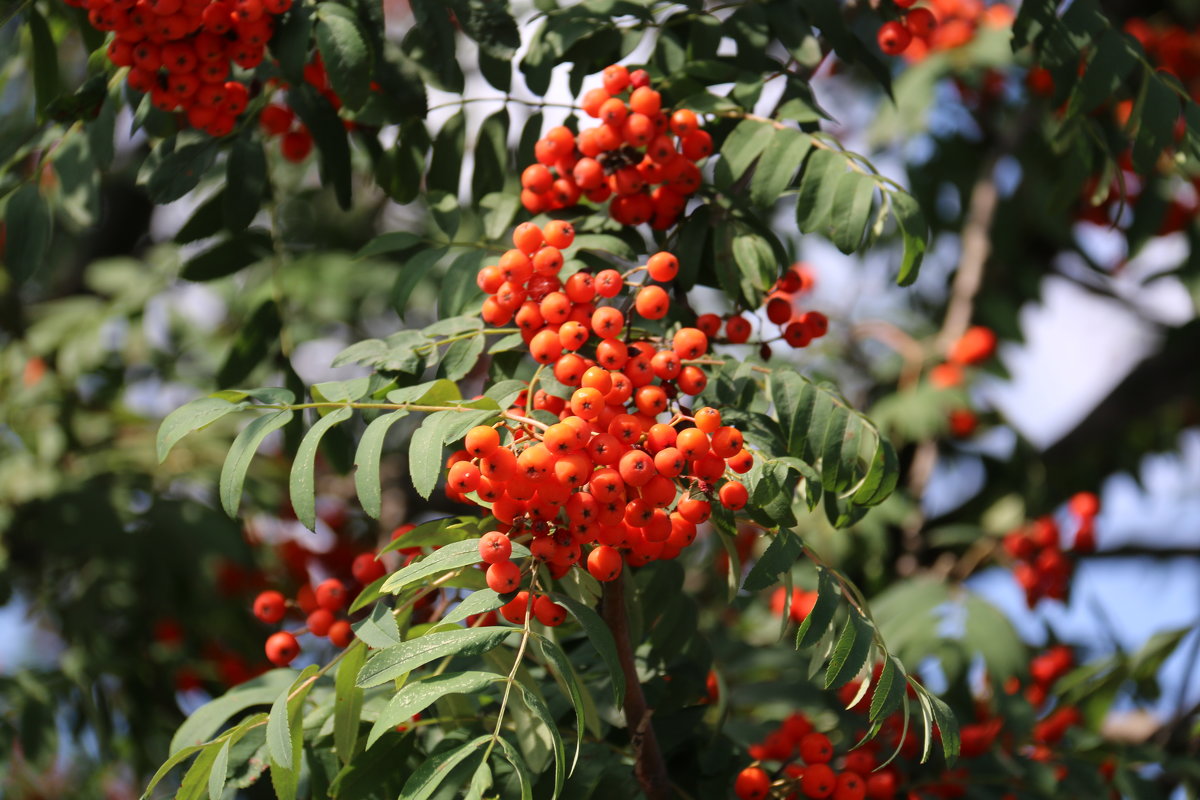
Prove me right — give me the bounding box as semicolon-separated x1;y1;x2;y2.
718;481;748;510
669;108;699;137
634;285;670;319
646;251;679;281
602;64;630;94
694;407;722;433
629;86;661;116
543;219;575;249
465;426;501;457
512;222;545;254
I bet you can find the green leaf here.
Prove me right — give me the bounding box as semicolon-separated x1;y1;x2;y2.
472;108;510;203
869;657;905;721
483;380;527;410
770;368;815;457
357;628;512;688
824;613;872;689
271;0;312;82
533;635;585;773
157;396;243;462
450;0;520;59
356;231;423;260
439;334;485;381
408;414;444;500
730;232;777;306
742;530;803;592
428;110;466;196
334;641;367;764
170;672;294;753
141;136;219;203
224;134;268;233
315;3;373;110
399;736;489;800
219;410;295;517
4;184;53;286
440;249;488;317
750;128;812;207
27;7;61;118
492;737;534;800
289;405;353;530
1132;68;1180;175
392;248;448;315
915;681;935;764
481;192;521;241
1067;29;1138;117
353;409;409;519
406;0;464;92
435;589;504;629
513;679;567;798
176;740;223;800
794;147;843;234
387;379;462;405
181;230;273;282
207;737;231;800
890;191;927;287
381;538;530;594
268;665;320;800
928;693;960;765
367;672;503;748
796;569;837;649
718;119;775;183
829;171;875;254
289;86;352;209
554;595;626;709
142;743;206;799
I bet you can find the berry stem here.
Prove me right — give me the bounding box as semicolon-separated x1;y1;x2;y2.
600;572;673;800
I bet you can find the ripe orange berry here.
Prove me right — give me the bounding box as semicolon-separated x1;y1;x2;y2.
352;552;386;584
726;315;752;343
877;20;912;55
533;595;567;626
629;86;661;116
734;766;770;800
635;285;670;319
265;631;300;666
486;560;522;594
680;130;713;160
592;307;625;338
799;732;834;764
465;425;501;458
595;269;624;297
328;620;354;648
694;407;722;433
307;608;334;636
906;7;937;39
529;329;563;364
543;219;575;249
512;222;545;254
581;88;611;116
253;590;287;624
500;590;530;623
669;108;699;137
315;578;347;611
676;365;707;395
602;63;631;93
672;327;708;360
801;763;836;799
587;545;623;581
478;532;512;564
448;461;481;493
646;251;679;281
581;366;614;394
718;481;748;510
618;449;656;487
521;163;554;194
711;426;744;458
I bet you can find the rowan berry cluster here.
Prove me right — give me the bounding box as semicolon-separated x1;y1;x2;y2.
928;324;997;439
520;64;708;228
735;714;899;800
1004;492;1099;608
252;545;386;666
880;0;1016;61
67;0;291;136
448;217;755;598
699;263;828;357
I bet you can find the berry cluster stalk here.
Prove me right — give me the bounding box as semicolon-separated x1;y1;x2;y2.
601;573;672;800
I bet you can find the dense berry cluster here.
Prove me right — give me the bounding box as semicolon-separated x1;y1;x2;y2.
67;0;292;135
735;710;910;800
251;537;388;666
520;65;708;228
1004;492;1099;607
879;0;1015;60
698;263;829;357
452;218;755;597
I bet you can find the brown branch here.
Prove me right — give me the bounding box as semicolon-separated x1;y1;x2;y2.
600;573;672;800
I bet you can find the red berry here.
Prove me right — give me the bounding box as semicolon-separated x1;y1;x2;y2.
479;531;513;564
315;578;347;612
351;552;387;585
253;590;287;624
734;766;771;800
265;631;300;666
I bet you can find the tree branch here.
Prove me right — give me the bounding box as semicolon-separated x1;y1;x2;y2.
601;573;672;800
